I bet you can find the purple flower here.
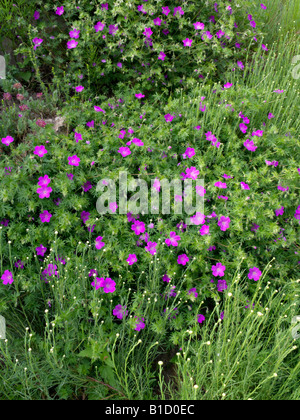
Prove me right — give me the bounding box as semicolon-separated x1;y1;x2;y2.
95;236;105;250
248;267;262;282
134;317;145;331
193;22;205;30
241;182;250;190
212;262;226;277
162;6;170;16
75;86;84;93
92;277;116;293
1;270;14;285
188;288;198;299
177;254;189;266
197;314;205;324
109;25;118;36
55;6;64;15
14;260;24;269
69;29;80;39
199;225;210;236
143;27;153;38
158;51;166;61
165;232;181;247
95;22;106;32
183;38;193;47
217;279;228;292
131;220;145;235
1;136;14;146
275;206;284;216
190;212;205;226
67;40;78;49
32;38;43;50
218;216;231;231
113;304;128;320
244;139;257;151
118;146;131;157
81;211;90;224
145;241;158;255
40;210;52;223
82;181;93;192
36;244;47;256
127;254;137;265
68;155;80;166
162;274;171;283
38;175;51;187
36;186;52;199
164;113;174;122
34;145;48;157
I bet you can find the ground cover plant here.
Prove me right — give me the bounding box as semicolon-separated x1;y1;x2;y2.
0;0;299;400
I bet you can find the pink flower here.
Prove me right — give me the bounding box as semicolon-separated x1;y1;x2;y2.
241;182;250;190
67;40;78;49
1;270;14;285
150;179;160;193
158;51;166;61
38;175;51;187
69;29;80;39
199;225;210;235
143;27;153;38
215;181;227;189
190;212;205;225
109;202;118;213
224;82;233;89
153;17;162;26
92;277;116;293
131;220;145;235
162;6;170;16
94;106;105;113
36;186;52;199
1;136;14;146
248;267;262;281
185;166;199;180
165;232;181;247
127;254;137;265
118;146;131;157
184;147;195;158
95;22;105;32
40;210;52;223
218;216;231;231
212;262;226;277
183;38;193;47
197;314;205;324
75;85;84;92
34;145;48;157
244;139;257;151
68;155;80;166
195;185;206;196
36;244;47;256
177;254;189;266
134;317;145;331
145;241;158;255
95;236;105;250
113;304;128;320
164;113;174;122
193;22;205;30
135;93;145;99
55;6;64;15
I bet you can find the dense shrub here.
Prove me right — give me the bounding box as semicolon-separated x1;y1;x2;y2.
0;0;299;400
